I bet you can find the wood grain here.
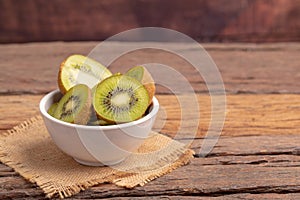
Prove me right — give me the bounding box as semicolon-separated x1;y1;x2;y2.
0;94;299;198
0;42;299;199
96;194;300;200
0;134;299;199
0;42;299;94
0;94;299;138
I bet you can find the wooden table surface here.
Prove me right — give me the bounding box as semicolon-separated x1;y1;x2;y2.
0;42;299;199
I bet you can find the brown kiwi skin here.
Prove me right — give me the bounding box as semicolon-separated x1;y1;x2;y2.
125;65;156;105
54;84;92;125
141;67;155;104
57;59;68;94
126;66;155;105
58;56;113;95
73;87;92;125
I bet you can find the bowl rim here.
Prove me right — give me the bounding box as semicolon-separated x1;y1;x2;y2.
39;89;159;130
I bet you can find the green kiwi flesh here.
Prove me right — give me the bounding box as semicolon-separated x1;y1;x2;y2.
93;75;149;123
47;102;58;116
58;55;112;94
125;66;156;104
53;84;92;125
88;119;113;126
125;66;144;81
87;107;113;126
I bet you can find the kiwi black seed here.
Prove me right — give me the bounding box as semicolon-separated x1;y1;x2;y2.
93;75;149;123
53;84;92;125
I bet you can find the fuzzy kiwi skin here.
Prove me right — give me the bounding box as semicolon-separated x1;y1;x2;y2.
53;84;92;125
58;59;68;94
74;90;92;125
125;66;156;105
58;55;112;94
141;67;155;104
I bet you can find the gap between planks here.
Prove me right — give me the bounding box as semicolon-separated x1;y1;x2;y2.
0;94;299;138
0;134;299;199
0;42;300;94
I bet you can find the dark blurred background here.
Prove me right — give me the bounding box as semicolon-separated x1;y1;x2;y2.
1;0;300;43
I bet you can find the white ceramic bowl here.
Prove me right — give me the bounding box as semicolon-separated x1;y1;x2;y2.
39;90;159;166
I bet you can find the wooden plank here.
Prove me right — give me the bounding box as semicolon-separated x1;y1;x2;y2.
0;42;299;95
94;194;300;200
0;95;41;130
1;193;299;200
0;134;299;199
0;94;299;138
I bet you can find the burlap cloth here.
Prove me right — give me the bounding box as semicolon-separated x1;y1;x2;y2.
0;116;194;198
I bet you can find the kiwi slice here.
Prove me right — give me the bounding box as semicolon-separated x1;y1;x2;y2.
88;119;113;126
93;75;149;123
53;84;92;125
125;66;156;104
58;54;112;94
87;107;113;126
125;66;144;81
47;102;58;116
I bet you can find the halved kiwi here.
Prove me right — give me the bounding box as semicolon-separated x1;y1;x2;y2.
93;75;149;123
88;119;113;126
58;54;112;94
53;84;92;125
47;102;58;116
125;66;144;81
125;66;155;104
87;107;114;126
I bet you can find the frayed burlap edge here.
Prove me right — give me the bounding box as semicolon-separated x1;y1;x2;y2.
0;116;195;198
113;148;194;188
